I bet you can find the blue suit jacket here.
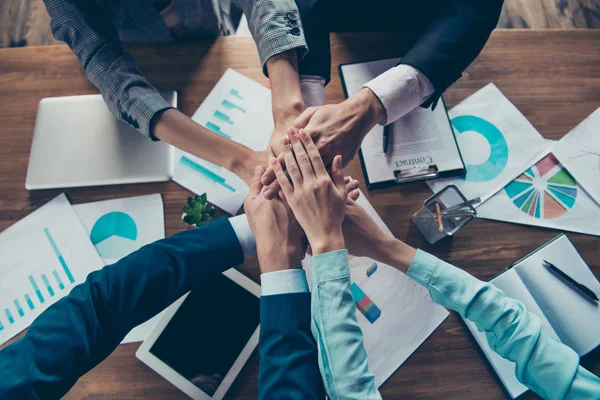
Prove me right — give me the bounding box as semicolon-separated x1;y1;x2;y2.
259;293;325;400
0;217;324;399
0;217;244;399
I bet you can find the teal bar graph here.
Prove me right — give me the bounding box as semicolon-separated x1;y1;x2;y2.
13;299;24;317
222;99;246;113
205;121;231;139
0;320;3;331
230;88;243;100
41;274;55;297
29;275;45;304
25;294;35;310
214;110;233;124
179;156;236;192
44;227;75;283
5;309;14;324
53;270;65;290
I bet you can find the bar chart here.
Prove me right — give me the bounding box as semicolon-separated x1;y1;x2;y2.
0;227;74;332
172;68;274;215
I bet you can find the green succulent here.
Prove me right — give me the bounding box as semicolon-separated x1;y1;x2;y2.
182;193;216;227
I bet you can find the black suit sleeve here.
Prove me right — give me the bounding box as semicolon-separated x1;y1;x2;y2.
401;0;504;107
258;293;325;400
0;217;244;400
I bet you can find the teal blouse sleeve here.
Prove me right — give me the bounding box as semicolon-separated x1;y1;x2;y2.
407;249;600;400
310;250;382;400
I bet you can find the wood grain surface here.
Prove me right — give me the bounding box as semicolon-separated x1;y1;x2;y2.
0;30;598;399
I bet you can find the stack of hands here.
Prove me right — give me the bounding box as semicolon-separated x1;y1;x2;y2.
245;127;415;275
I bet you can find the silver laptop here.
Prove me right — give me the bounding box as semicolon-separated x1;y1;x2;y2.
25;92;177;190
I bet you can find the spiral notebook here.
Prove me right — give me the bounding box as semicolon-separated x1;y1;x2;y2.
463;234;600;398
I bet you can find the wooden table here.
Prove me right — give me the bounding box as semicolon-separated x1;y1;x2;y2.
0;30;599;399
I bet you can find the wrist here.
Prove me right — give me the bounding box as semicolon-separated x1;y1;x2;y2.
257;243;303;273
309;229;345;255
229;145;253;177
377;236;416;273
351;87;386;127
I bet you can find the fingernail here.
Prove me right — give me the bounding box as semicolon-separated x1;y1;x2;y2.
337;156;342;167
270;157;278;165
264;189;273;198
299;129;307;139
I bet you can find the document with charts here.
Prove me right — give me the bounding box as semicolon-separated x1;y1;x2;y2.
477;150;600;236
73;194;166;343
552;107;600;205
171;69;273;215
0;194;104;347
302;191;449;387
427;84;552;202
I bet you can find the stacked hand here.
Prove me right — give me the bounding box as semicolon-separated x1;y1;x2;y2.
261;88;386;199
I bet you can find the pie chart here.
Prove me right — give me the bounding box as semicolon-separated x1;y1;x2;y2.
90;211;138;259
504;154;577;219
452;115;509;182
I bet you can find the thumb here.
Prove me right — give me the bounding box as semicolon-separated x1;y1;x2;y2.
331;155;346;197
291;106;319;130
250;166;264;196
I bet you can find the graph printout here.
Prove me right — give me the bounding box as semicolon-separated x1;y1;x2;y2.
0;194;104;346
73;194;166;343
172;69;274;215
428;84;552;202
477;151;600;236
302;191;449;387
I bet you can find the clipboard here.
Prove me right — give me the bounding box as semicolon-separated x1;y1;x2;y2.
339;58;466;190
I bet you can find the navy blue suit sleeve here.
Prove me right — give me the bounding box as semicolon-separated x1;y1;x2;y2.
0;217;244;400
258;293;324;400
401;0;504;107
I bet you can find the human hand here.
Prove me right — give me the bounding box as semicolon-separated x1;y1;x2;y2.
244;166;305;273
342;197;416;271
235;150;267;185
261;88;385;198
272;129;347;255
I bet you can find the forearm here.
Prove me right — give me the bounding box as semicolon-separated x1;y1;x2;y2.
0;218;244;399
266;51;304;125
310;250;381;400
153;109;254;176
405;250;600;399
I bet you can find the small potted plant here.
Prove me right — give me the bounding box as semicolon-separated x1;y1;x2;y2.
182;193;216;227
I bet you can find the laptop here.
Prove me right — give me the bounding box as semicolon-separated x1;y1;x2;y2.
25;92;177;190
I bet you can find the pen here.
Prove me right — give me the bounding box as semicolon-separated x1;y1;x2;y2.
383;124;390;154
543;260;599;302
442;197;481;214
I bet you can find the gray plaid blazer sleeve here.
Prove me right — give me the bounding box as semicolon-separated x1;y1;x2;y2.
44;0;173;139
238;0;308;68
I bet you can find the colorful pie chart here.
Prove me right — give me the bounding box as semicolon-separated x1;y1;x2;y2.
504;154;577;219
90;211;138;259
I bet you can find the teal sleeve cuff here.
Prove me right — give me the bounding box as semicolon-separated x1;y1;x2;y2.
310;249;349;285
406;249;439;287
260;269;309;296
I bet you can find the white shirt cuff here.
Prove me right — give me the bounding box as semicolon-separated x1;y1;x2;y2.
363;64;434;125
228;215;256;258
260;269;309;296
300;75;326;107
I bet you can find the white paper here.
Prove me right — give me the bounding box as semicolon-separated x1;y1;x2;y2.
427;84;552;202
477;151;600;236
514;235;600;354
172;69;273;215
302;191;449;387
73;194;166;343
0;194;105;346
552;108;600;205
341;58;463;184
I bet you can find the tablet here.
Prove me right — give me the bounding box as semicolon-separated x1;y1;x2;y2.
136;269;260;399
